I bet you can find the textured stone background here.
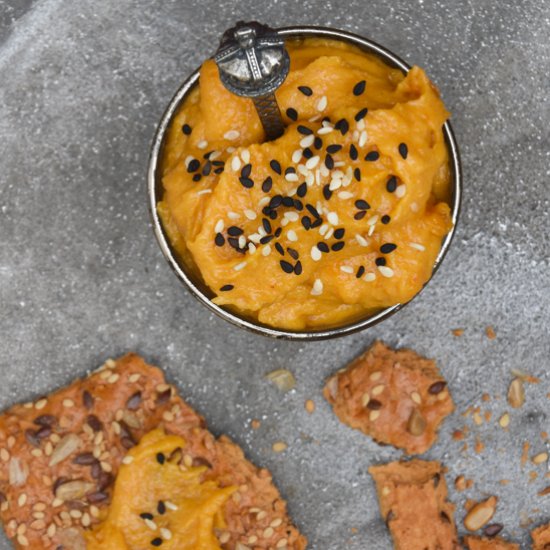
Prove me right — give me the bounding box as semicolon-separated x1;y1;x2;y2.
0;0;549;548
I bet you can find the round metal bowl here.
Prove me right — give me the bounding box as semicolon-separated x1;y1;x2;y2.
148;25;462;340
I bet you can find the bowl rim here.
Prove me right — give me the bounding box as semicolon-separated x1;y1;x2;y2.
147;25;462;341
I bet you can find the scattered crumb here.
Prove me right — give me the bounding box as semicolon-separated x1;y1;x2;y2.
508;378;525;408
304;399;315;414
484;411;492;422
464;499;477;512
521;442;530;467
532;452;549;465
498;412;510;429
452;328;464;337
453;428;467;440
499;479;510;485
538;486;550;497
512;369;540;384
473;412;483;426
251;419;261;430
541;431;548;440
461;443;469;453
272;441;288;453
474;437;485;454
350;527;358;534
529;471;538;482
455;475;473;491
485;326;496;339
481;393;491;402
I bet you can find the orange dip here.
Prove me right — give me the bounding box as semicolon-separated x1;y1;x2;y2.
158;38;452;330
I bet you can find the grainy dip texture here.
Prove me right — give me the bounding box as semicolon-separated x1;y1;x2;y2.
0;355;306;549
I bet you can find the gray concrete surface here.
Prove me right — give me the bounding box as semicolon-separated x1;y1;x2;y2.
0;0;549;548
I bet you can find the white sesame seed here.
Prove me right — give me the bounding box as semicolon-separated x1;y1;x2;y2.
395;184;406;198
231;156;241;172
311;278;323;295
308;114;321;122
144;518;157;530
248;233;261;243
359;130;368;147
224;130;240;141
316;95;327;111
334;161;345;167
258;225;267;237
238;235;246;248
234;261;247;271
324;227;334;240
244;209;257;220
319;224;328;236
228;211;241;220
285;172;299;182
305;156;320;170
288;187;297;196
248;243;257;254
197;140;208;150
320;164;329;177
297;163;308;176
357;118;366;131
287;230;298;242
352;130;360;141
367;215;379;226
378;265;395;278
299;134;315;148
337;191;353;200
368;224;376;236
240;149;250;163
280;218;289;227
410;202;419;212
262;245;272;256
215;219;224;233
329;178;342;191
409;242;426;251
258;196;270;207
340;266;354;274
209;150;222;160
197;189;212;195
317;126;333;135
184;155;194;168
165;501;178;511
284;211;299;222
364;272;376;282
356;234;369;247
311;246;322;261
327;212;339;225
292;149;303;163
225;146;235;153
315;169;322;185
161;527;172;540
306;172;315;186
122;456;134;465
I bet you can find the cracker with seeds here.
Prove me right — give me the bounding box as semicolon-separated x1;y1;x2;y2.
324;341;454;454
463;535;519;550
0;353;306;549
532;523;550;550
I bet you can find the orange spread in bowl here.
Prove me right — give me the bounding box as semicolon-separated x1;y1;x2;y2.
85;429;235;549
158;38;453;330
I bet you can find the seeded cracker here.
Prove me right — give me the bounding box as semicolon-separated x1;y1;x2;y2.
324;341;454;454
0;354;306;549
463;536;519;550
531;523;550;549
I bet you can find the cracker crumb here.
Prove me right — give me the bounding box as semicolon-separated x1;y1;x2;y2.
452;328;464;337
474;437;485;454
272;441;288;453
304;400;315;414
485;326;496;339
521;442;530;467
251;419;261;430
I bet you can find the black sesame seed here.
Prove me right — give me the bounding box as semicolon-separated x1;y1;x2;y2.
317;242;329;253
269;210;277;220
325;154;334;170
298;85;313;96
270;195;283;208
314;136;323;150
303;148;314;159
285;166;296;175
182;124;192;135
274;227;283;237
201;162;212;176
241;163;252;178
386;175;397;193
326;144;342;154
212;160;224;166
356;266;365;278
262;218;272;233
310;218;323;228
297;125;313;135
156;453;165;465
227;226;243;236
381;215;391;224
375;257;386;266
297;182;307;197
214;233;225;247
282;197;294;207
293;199;304;210
259;235;274;245
192;174;201;182
287;248;299;260
354;107;368;121
335;118;349;135
301;216;312;230
334;228;345;239
203;151;214;159
228;237;240;250
280;260;294;273
306;204;320;218
286;107;298;121
349;144;358;161
355;199;370;210
398;142;408;159
262;176;273;192
354;210;366;220
353;80;366;96
239;177;254;188
140;513;154;520
323;184;333;200
151;538;163;547
262;206;272;217
331;241;345;251
220;284;234;292
294;261;303;275
157;501;166;515
187;159;200;173
381;243;397;254
353;167;361;182
270;160;282;174
365;151;379;161
275;242;285;256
